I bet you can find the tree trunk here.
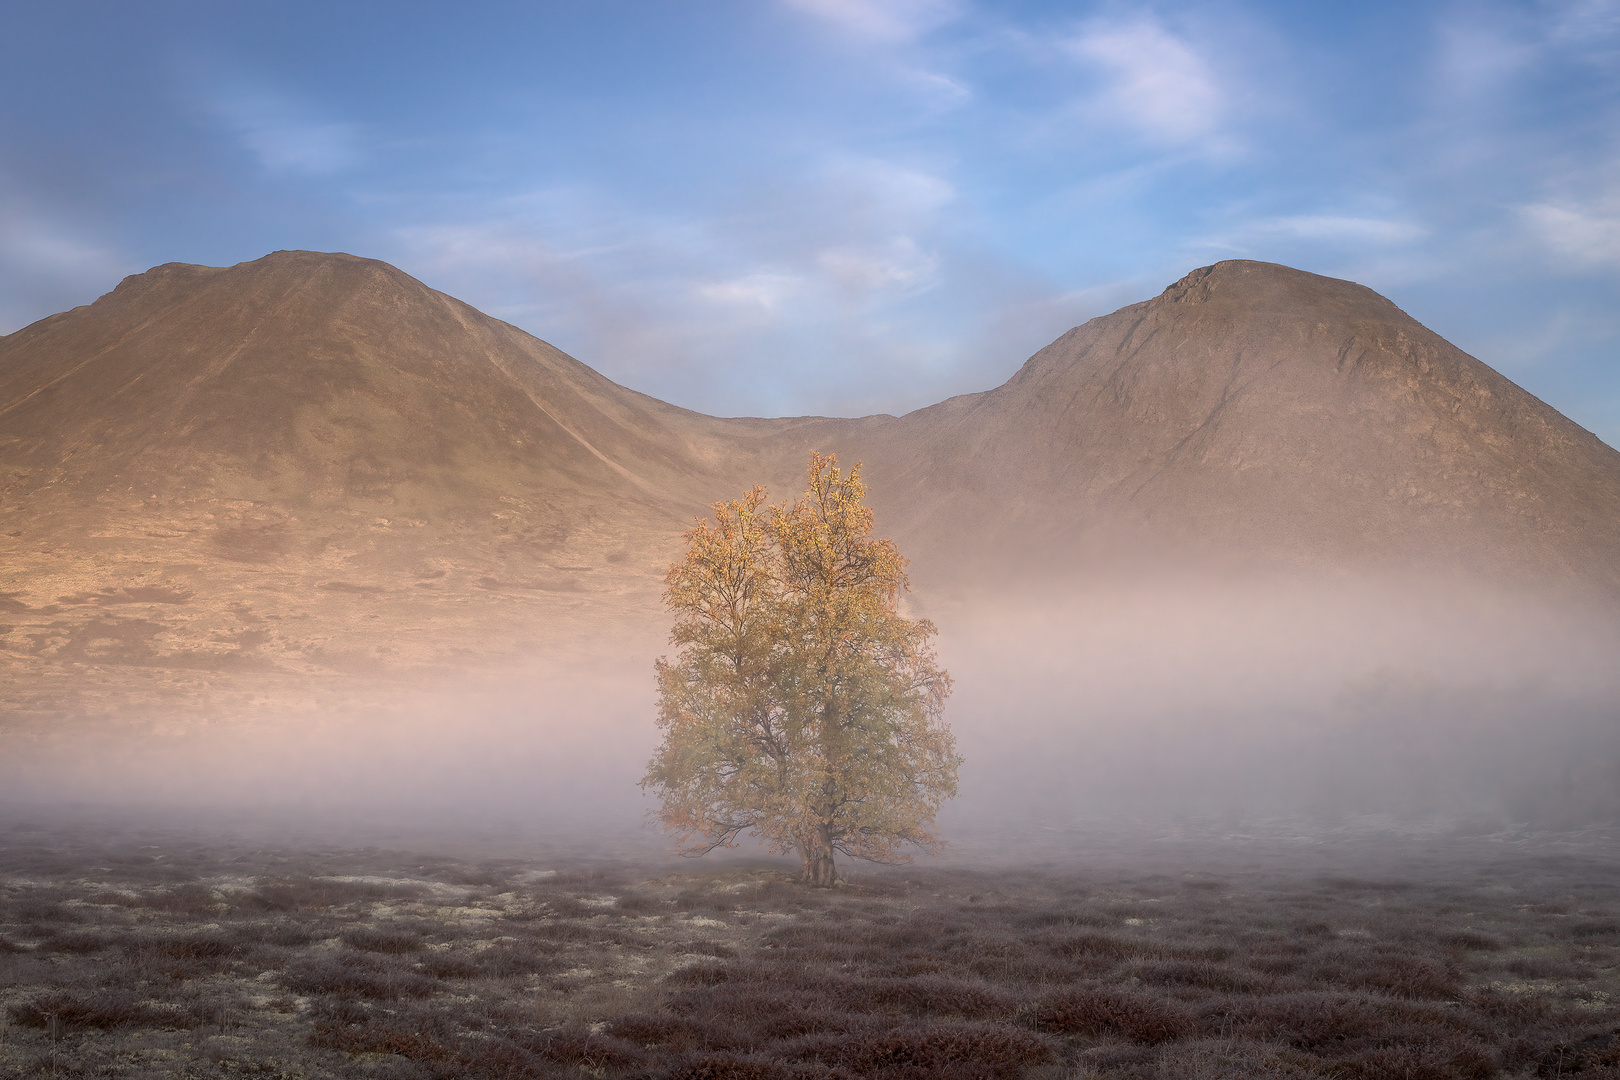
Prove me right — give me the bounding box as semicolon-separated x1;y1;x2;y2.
798;833;837;888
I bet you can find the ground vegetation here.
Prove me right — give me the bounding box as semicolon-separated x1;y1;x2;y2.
3;826;1620;1077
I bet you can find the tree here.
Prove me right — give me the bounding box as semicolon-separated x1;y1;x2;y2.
643;452;960;887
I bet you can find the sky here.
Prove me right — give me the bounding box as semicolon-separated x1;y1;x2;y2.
2;0;1617;442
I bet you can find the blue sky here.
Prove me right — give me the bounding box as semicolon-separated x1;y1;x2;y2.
3;1;1617;441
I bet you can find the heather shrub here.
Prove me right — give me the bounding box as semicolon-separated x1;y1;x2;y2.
1153;1038;1323;1079
10;990;170;1032
43;931;105;954
281;954;440;1000
660;1053;794;1080
528;918;605;942
686;939;738;958
752;1008;855;1039
1339;1036;1500;1080
1130;957;1273;993
607;1012;752;1053
343;927;424;953
417;945;558;979
1018;908;1112;929
834;974;1016;1018
1226;992;1478;1050
805;1020;1056;1078
141;883;223;913
309;1013;452;1060
1439;929;1505;951
1034;985;1194;1043
1504;954;1583;979
966;952;1077;984
242;921;315;948
523;1023;648;1071
125;932;240;960
1465;985;1552;1024
667;962;733;987
1350;951;1462;999
615;892;662;913
1052;932;1148;961
244;876;424;912
609;1011;709;1049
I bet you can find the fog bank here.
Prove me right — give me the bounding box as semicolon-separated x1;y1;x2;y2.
935;571;1620;836
2;570;1616;855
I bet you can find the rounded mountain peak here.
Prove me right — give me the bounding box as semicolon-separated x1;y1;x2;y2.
0;249;711;543
924;259;1620;586
94;249;427;316
1155;260;1405;320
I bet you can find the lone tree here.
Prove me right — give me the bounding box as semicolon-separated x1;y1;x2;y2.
643;452;960;887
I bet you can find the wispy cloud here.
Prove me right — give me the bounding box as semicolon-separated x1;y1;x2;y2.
697;271;804;313
1521;199;1620;267
383;155;991;417
204;86;360;175
1190;209;1429;265
0;191;133;333
781;0;963;43
1434;18;1537;99
817;235;940;297
1064;16;1227;147
897;65;973;107
821;158;957;218
1257;215;1428;246
1545;0;1620;51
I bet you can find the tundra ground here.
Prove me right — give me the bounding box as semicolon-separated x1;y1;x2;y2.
2;823;1618;1079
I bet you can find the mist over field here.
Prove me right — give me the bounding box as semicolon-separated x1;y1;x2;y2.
3;569;1615;862
936;574;1620;838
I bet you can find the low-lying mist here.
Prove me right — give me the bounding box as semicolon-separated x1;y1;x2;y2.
3;569;1616;855
933;570;1620;842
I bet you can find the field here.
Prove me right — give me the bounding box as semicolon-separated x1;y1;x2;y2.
2;820;1619;1079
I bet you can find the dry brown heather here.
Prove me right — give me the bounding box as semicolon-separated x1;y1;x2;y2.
3;828;1620;1079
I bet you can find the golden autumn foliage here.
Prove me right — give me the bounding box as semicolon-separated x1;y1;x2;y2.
642;452;960;886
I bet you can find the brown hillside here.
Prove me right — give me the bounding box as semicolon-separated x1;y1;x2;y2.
834;261;1620;589
0;252;727;721
2;252;1617;726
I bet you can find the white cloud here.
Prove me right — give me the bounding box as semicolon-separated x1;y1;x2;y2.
814;158;957;224
1065;17;1226;146
1435;19;1537;99
816;235;940;296
1190;209;1431;267
1;218;127;280
207;88;359;175
396;219;576;272
1521;200;1620;266
697;271;804;313
0;204;134;333
867;163;954;214
898;66;973;107
781;0;963;43
1545;0;1620;48
1260;215;1428;245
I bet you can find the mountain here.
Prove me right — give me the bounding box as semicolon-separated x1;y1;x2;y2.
842;260;1620;586
2;251;1618;726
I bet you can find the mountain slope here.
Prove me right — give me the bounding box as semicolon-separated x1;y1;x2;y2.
2;252;1618;726
0;252;736;719
837;261;1620;589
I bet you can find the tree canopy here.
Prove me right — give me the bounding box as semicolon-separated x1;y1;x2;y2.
643;452;959;886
